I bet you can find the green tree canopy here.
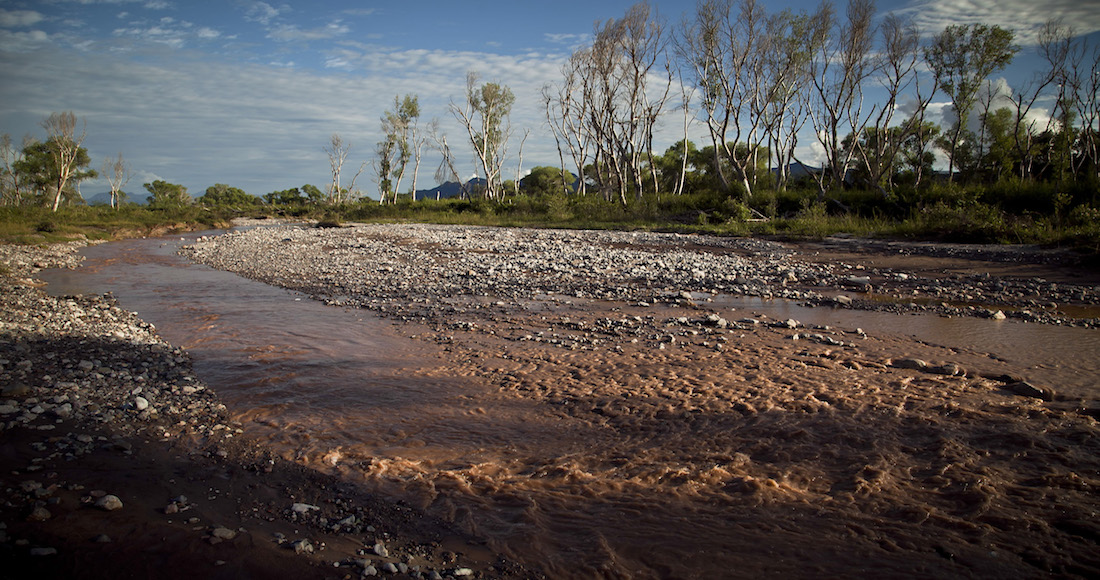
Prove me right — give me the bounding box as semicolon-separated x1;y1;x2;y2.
200;183;258;206
144;180;191;209
12;137;96;207
520;166;576;196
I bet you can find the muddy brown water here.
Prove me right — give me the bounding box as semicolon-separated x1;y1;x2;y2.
41;232;1100;578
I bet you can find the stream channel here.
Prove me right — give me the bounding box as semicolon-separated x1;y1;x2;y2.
39;230;1100;578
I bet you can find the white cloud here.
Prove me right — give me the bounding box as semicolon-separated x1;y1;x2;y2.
897;0;1100;44
0;29;50;53
0;9;45;28
267;21;349;42
196;27;219;39
245;1;283;26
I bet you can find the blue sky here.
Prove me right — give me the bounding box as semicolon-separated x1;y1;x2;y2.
2;0;1098;199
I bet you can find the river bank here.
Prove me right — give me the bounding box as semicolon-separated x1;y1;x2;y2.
175;222;1100;578
0;241;532;579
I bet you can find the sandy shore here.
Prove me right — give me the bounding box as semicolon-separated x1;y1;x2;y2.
4;222;1099;578
0;241;533;579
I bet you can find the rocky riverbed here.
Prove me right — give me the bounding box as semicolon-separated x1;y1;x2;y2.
181;223;1100;328
0;241;533;579
4;223;1099;578
171;222;1100;578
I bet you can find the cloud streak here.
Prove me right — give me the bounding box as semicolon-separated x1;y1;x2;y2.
898;0;1100;44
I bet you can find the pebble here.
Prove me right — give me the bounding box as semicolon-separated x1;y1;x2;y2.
211;526;237;540
95;494;124;511
291;538;314;554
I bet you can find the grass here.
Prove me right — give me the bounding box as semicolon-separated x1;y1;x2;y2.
2;182;1098;257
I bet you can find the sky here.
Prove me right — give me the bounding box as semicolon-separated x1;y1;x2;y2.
1;0;1098;200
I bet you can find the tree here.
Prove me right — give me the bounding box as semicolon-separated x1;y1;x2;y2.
14;137;96;207
375;94;422;204
427;120;466;200
856;13;924;193
520;166;576;196
323;134;364;203
803;0;879;195
40;112;89;211
1;133;29;205
451;72;515;200
925;23;1018;182
144;180;191;209
102;152;131;209
200;183;258;207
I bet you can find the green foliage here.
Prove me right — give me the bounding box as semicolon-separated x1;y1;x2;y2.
11;137;97;207
200;183;259;207
144;180;191;210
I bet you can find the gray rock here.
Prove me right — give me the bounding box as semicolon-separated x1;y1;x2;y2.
373;541;388;557
291;538;313;554
27;506;51;521
1006;381;1054;401
95;494;123;511
211;526;237;540
29;547;58;556
133;396;149;411
2;383;32;398
890;358;928;371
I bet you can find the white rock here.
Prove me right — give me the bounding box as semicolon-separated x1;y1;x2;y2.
134;396;149;411
95;494;124;511
291;502;319;513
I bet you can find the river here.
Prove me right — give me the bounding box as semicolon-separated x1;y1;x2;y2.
40;231;1100;578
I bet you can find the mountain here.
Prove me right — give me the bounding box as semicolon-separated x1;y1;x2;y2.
413;178;486;201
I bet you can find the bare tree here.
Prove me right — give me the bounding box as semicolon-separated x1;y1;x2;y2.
41;111;88;212
324;133;353;203
677;0;770;198
802;0;879;196
854;13;923;193
760;8;817;192
543;51;592;197
1068;36;1100;182
451;72;515;200
103;152;132;209
428;119;465;200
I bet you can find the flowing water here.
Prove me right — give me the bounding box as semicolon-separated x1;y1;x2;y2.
41;233;1100;578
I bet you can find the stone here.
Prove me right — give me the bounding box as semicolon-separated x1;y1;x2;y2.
373;542;388;557
29;547;58;556
1006;381;1054;402
834;295;853;306
211;526;237;540
890;358;928;371
133;396;149;411
95;494;123;511
27;506;52;521
2;383;32;398
291;538;313;554
94;534;112;543
929;363;964;377
991;310;1007;320
291;502;319;513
